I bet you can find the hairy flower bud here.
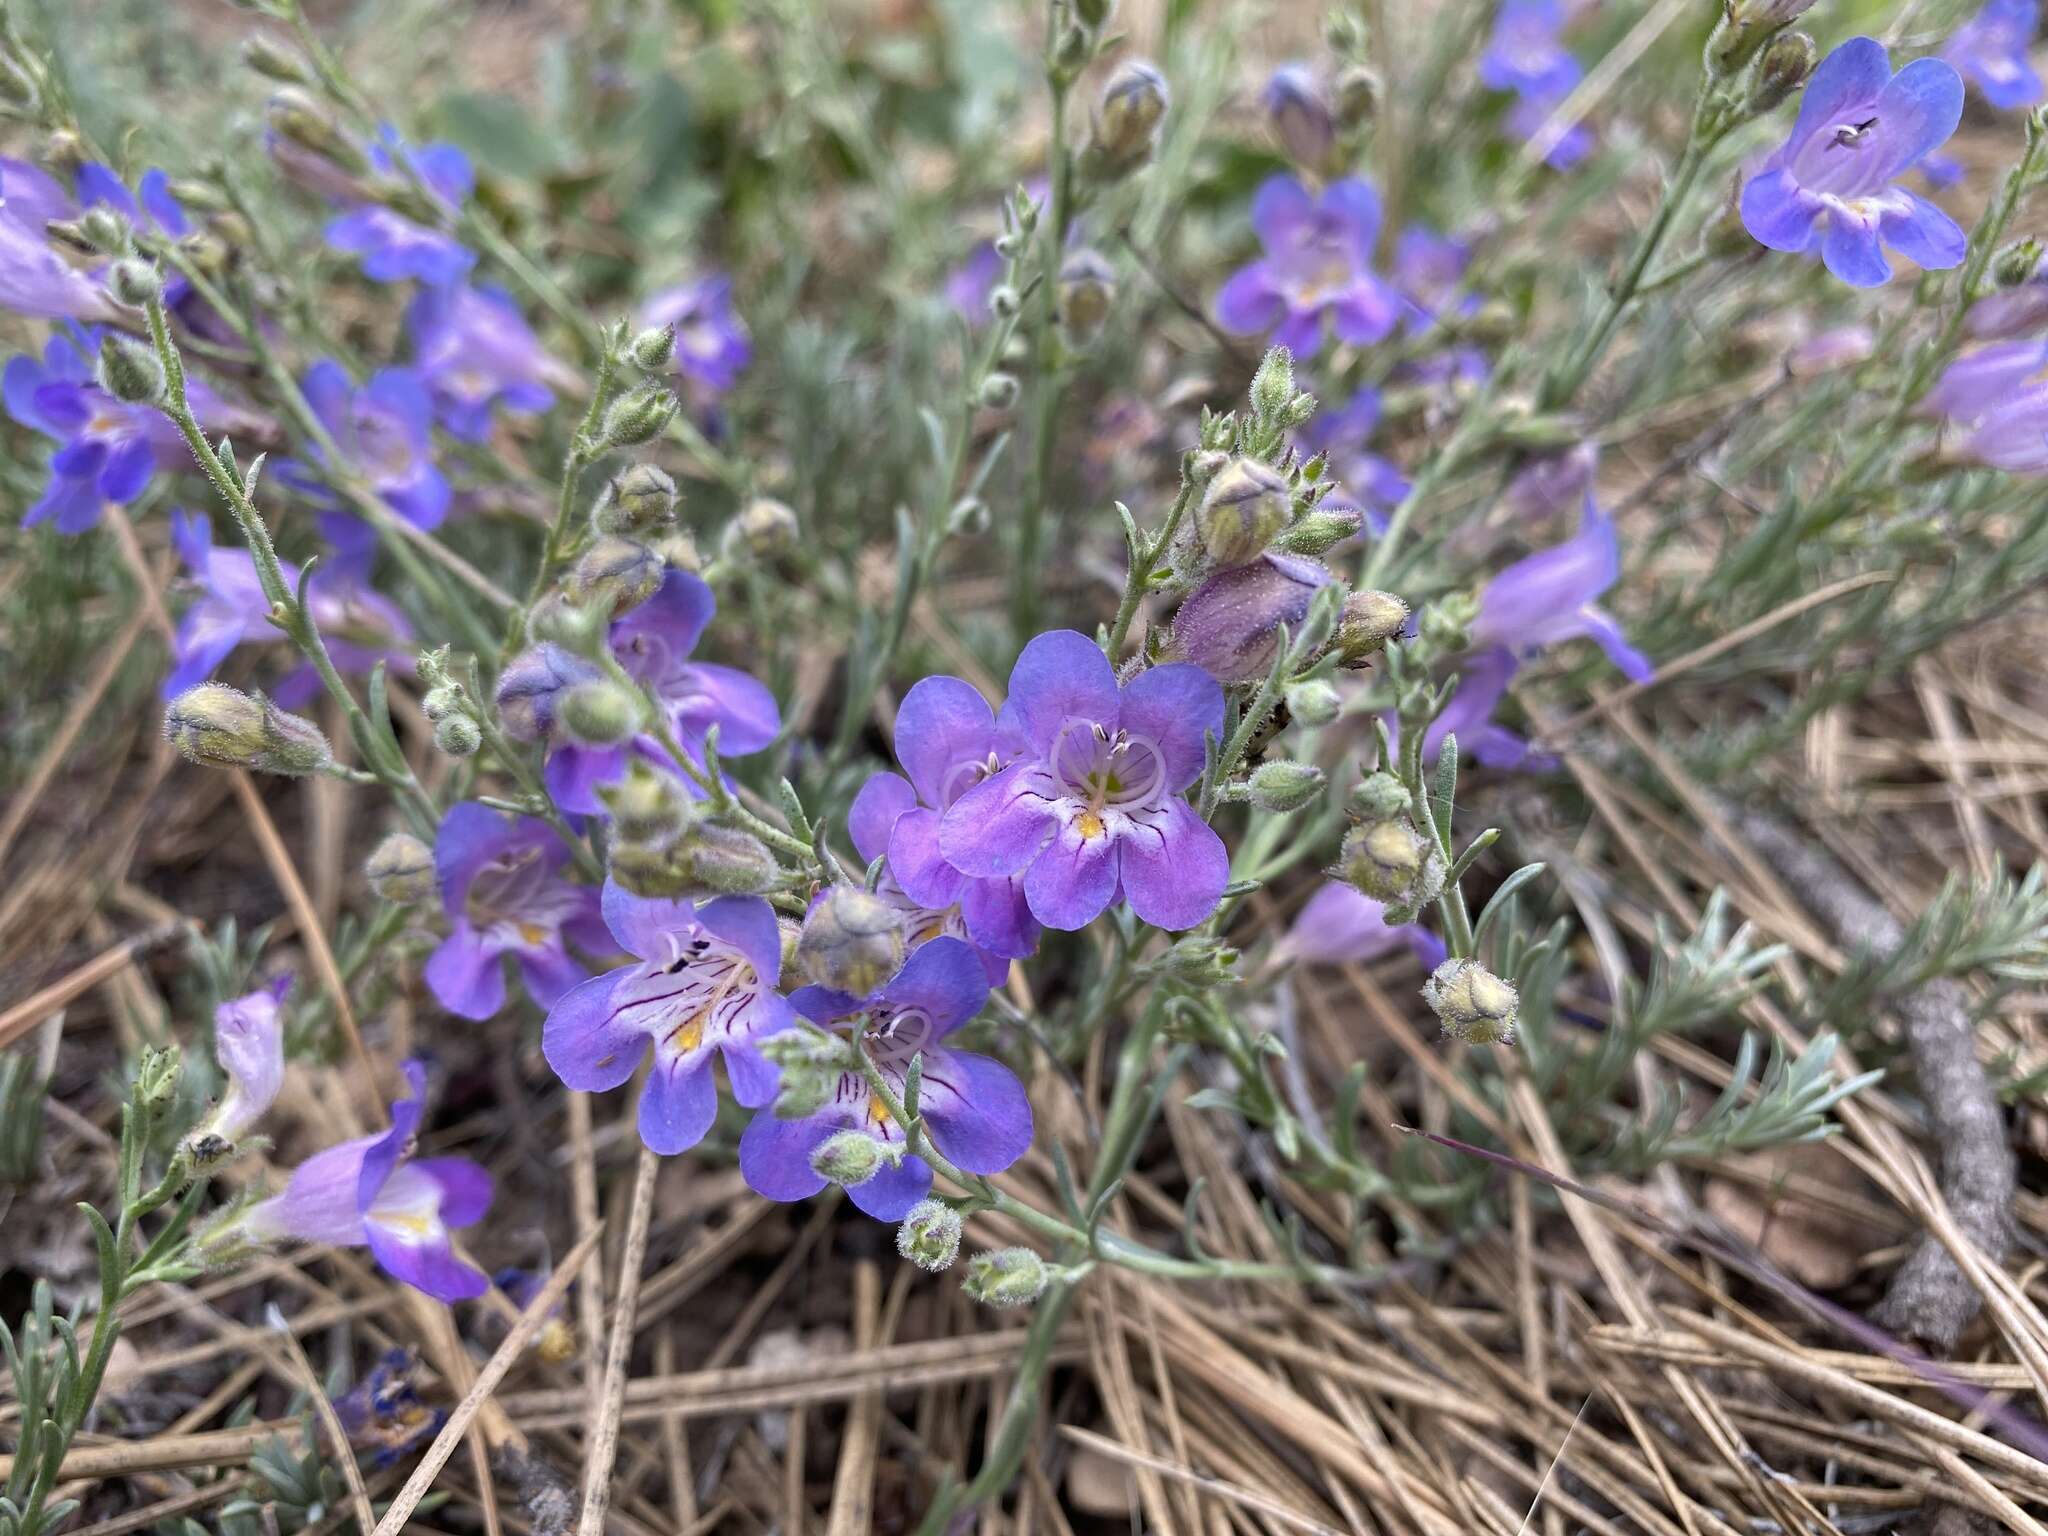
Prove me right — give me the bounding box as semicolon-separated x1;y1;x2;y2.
1284;677;1341;727
810;1128;888;1187
1749;30;1816;113
1273;505;1362;557
1055;248;1116;349
1336;588;1409;665
798;887;906;997
1338;817;1444;908
421;685;460;723
599;385;679;449
1085;60;1169;178
1168;553;1330;683
1708;0;1816;74
1248;760;1326;813
897;1199;963;1271
978;370;1020;410
1995;237;2045;289
1250;346;1296;422
495;644;597;743
97;332;165;405
962;1247;1053;1308
1422;958;1519;1044
1263;64;1337;174
629;323;676;371
165;684;332;777
264;88;368;176
1155;935;1239;987
108;258;164;308
530;594;612;658
566;536;664;617
1199;459;1292;567
1332;64;1379;130
365;832;436;904
598;760;691;847
594;463;679;537
241;34;311;84
722;497;800;563
1347;771;1410;821
611;821;781;898
434;713;482;757
559;679;641;748
760;1024;850;1119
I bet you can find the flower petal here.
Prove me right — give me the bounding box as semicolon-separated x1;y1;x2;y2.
365;1217;488;1302
1789;37;1894;156
894;674;1001;808
695;895;785;980
1117;663;1223;792
1117;799;1229;932
888;805;966;910
543;971;645;1091
958;874;1039;960
1740;168;1821;253
739;1108;836;1202
599;878;694;960
1868;56;1966;183
849;771;919;867
1022;818;1120;930
1004;629;1119;755
876;936;990;1038
1214;262;1286;336
638;1056;718;1155
845;1154;933;1221
425;925;506;1020
918;1048;1032;1175
673;662;781;755
938;762;1058;880
1880;191;1967;272
410;1158;493;1226
1822;207;1892;288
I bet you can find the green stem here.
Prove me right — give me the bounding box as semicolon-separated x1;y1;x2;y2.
1011;61;1075;642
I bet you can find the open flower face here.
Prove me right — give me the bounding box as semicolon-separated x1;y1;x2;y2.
543;881;793;1155
1215;176;1400;358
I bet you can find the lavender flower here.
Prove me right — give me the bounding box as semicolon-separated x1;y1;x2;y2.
1480;0;1592;168
1470;496;1652;682
938;631;1228;932
243;1061;493;1302
1945;0;2043;110
1214;175;1400;358
1739;37;1966;289
0;159;113;321
204;975;290;1143
294;361;452;529
408;282;569;441
1502;441;1598;520
1927;345;2048;471
844;675;1040;970
543;879;793;1155
77;162;190;240
1263;63;1338;175
1169;552;1332;683
324;136;475;287
1295;388;1409;533
738;937;1029;1221
5;325;190;533
1421;646;1545;770
946;240;1004;324
425;804;608;1019
1277;883;1446;970
641;276;751;396
543;570;780;816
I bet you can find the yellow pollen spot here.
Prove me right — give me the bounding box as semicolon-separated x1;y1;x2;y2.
913;918;948;945
382;1211;436;1238
1075;810;1106;841
669;1008;708;1054
519;922;548;945
867;1094;896;1129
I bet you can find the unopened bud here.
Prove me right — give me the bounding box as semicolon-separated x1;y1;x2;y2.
897;1199;963;1271
1422;958;1519;1044
811;1128;888;1187
1284;678;1341;727
365;832;435;903
434;713;482;756
166;684;333;776
629;323;676;371
1168;553;1330;683
421;685;461;722
1156;935;1239;987
264;88;367;175
1338;817;1444;907
797;886;905;997
979;371;1020;410
1085;60;1169;178
530;594;612;658
108;259;163;307
1336;589;1409;664
78;205;128;253
1248;760;1326;813
722;496;800;562
566;536;664;617
760;1024;850;1119
1332;64;1379;130
620;820;781;897
559;679;642;747
1347;771;1410;820
962;1247;1053;1307
1199;459;1291;567
988;282;1022;320
600;386;679;448
1749;30;1816;113
241;34;311;83
1250;346;1296;422
1055;248;1116;349
97;332;165;405
1995;237;2045;290
1263;64;1337;175
1273;505;1363;557
496;644;597;741
594;463;678;537
597;760;691;846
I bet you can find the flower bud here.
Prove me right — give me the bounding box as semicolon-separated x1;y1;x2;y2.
1417;598;1472;655
136;1044;182;1110
1336;588;1409;665
1198;459;1292;567
434;713;482;757
597;760;691;846
96;332;165;405
629;323;676;371
166;684;333;777
1338;817;1444;907
810;1128;887;1187
241;34;311;84
962;1247;1052;1308
652;527;704;573
1248;760;1326;813
1347;771;1410;820
721;496;800;563
1250;346;1296;423
897;1199;963;1271
1284;677;1341;727
566;535;664;617
108;258;163;308
496;644;598;742
77;205;129;253
979;371;1020;410
1995;237;2045;290
421;685;461;722
1074;0;1113;27
1263;64;1337;175
797;886;906;997
365;832;436;904
531;594;613;658
760;1024;850;1119
988;282;1022;320
1155;935;1239;987
1332;64;1379;131
559;679;641;747
1167;553;1330;683
264;88;368;175
612;821;781;898
594;463;679;537
1055;248;1116;350
1422;958;1519;1044
1749;30;1816;113
1272;505;1362;557
599;385;679;449
1707;0;1815;74
1085;60;1169;178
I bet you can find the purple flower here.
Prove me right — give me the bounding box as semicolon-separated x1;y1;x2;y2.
206;975;290;1143
333;1349;443;1465
1470;495;1652;682
1277;883;1445;970
1295;388;1409;533
407;282;567;441
1214;175;1400;359
497;643;600;745
1421;645;1544;770
293;360;452;530
244;1061;493;1302
1263;63;1338;174
0;159;115;322
543;570;780;816
1502;441;1598;519
324;138;475;287
5;325;190;533
641;276;751;396
1480;0;1592;167
77;162;191;240
543;879;793;1155
1739;37;1966;289
946;241;1005;324
1921;339;2048;424
1969;257;2048;337
738;937;1029;1221
845;675;1041;971
1786;324;1876;376
424;804;608;1020
1169;552;1332;683
938;631;1229;932
1945;0;2043;110
162;509;414;701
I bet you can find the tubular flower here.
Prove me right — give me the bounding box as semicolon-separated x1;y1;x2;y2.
1214;175;1400;358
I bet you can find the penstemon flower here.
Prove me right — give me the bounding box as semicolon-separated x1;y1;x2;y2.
289;361;453;529
739;937;1029;1221
1739;36;1966;289
1944;0;2043;111
939;630;1229;932
1214;175;1400;358
1277;883;1446;971
543;880;792;1154
1469;495;1652;683
425;805;608;1019
201;975;290;1144
324;134;475;287
0;159;115;322
846;674;1039;969
640;275;751;397
1422;646;1543;770
1480;0;1592;167
407;282;570;441
242;1060;493;1302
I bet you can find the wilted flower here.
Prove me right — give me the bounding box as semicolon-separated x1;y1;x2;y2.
1168;552;1331;683
641;275;751;396
798;887;906;997
1480;0;1592;168
1276;882;1446;970
366;832;436;904
1944;0;2043;110
332;1349;442;1465
424;804;608;1019
242;1060;493;1302
939;631;1228;932
543;879;792;1154
165;683;333;776
1087;60;1170;176
408;282;569;441
289;361;452;529
1338;816;1444;908
202;975;290;1144
324;135;475;287
739;937;1029;1221
1738;37;1965;289
1422;958;1520;1043
1215;175;1400;358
